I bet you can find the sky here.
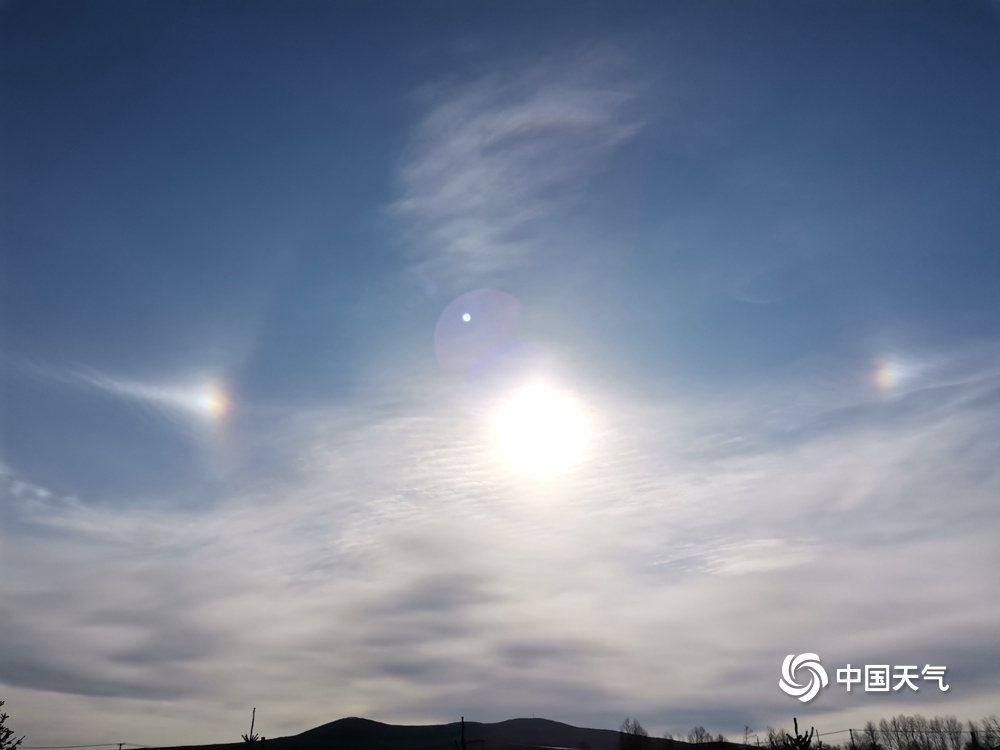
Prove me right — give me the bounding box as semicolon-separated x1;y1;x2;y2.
2;0;1000;746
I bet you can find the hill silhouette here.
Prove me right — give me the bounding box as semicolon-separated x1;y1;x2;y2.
150;717;736;750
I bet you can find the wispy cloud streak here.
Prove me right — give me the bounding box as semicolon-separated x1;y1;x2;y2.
5;357;229;424
394;50;643;285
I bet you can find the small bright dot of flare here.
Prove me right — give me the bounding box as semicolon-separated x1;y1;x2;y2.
462;313;471;322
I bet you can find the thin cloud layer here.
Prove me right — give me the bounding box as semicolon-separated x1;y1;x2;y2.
394;50;643;286
4;354;999;745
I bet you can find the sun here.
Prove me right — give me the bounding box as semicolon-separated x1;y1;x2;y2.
490;383;588;476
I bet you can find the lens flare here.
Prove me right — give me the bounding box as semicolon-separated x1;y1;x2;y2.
434;288;520;373
491;383;588;476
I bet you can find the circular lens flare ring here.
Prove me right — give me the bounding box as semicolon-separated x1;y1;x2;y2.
491;383;588;476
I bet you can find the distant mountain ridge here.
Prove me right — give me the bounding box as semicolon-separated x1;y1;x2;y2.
152;716;736;750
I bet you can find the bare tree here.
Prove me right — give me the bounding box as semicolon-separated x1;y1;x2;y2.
943;717;965;750
620;718;650;750
912;715;930;750
786;718;816;750
967;722;984;750
980;716;1000;749
929;719;950;750
0;701;24;750
768;726;789;750
861;722;881;750
880;718;900;750
689;727;713;745
242;707;260;743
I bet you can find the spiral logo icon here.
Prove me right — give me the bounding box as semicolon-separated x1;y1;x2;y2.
779;653;829;702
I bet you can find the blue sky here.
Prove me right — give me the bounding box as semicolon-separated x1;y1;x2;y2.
2;0;1000;745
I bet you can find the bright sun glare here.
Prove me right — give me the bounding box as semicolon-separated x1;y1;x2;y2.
491;383;588;476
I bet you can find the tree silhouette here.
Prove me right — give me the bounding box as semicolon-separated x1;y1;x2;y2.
242;707;259;743
786;719;816;750
0;701;25;750
861;721;881;750
689;727;713;745
620;718;650;750
980;716;1000;750
767;726;788;750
